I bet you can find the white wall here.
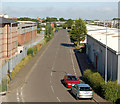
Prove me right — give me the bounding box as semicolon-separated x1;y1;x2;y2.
87;35;118;81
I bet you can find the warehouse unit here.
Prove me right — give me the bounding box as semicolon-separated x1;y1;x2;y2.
86;25;120;84
0;17;18;60
17;21;37;45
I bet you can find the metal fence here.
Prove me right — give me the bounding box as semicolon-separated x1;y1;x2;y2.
0;37;44;84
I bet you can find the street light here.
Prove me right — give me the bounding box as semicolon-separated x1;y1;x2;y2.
10;22;17;81
105;22;108;84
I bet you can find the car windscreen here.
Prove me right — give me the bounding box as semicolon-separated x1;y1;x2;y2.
67;76;78;81
80;87;91;91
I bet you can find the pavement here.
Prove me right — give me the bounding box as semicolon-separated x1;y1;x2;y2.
1;30;112;103
74;52;110;103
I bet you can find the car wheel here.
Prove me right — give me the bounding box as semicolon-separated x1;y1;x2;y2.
65;84;68;88
90;98;93;100
75;94;79;100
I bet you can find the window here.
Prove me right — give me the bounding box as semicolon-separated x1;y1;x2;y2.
67;76;78;81
80;87;91;91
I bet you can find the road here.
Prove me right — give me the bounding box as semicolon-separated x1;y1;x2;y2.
3;30;96;103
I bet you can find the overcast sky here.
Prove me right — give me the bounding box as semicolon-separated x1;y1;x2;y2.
1;1;119;20
2;0;120;2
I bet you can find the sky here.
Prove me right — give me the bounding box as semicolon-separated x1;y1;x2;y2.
1;1;119;20
2;0;120;2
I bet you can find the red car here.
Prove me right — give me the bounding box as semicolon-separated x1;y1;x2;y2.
63;74;80;88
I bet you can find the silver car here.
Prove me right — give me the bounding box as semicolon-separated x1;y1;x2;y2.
71;84;93;100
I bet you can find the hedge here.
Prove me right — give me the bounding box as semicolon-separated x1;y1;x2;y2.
83;69;120;102
27;48;33;56
104;81;119;102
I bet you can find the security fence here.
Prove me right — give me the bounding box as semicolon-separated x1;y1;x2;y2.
0;37;44;92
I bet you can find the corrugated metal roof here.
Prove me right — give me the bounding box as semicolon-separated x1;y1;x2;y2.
0;17;18;24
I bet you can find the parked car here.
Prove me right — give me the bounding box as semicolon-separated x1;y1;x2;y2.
55;29;58;32
63;74;80;88
71;84;93;100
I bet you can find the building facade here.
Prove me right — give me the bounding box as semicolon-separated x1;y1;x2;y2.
0;17;18;59
86;25;120;84
17;21;37;45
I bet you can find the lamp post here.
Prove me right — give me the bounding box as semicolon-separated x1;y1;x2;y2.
105;22;108;84
10;22;17;81
10;23;13;81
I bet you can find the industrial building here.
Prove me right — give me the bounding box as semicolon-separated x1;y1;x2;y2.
0;17;18;59
17;21;37;45
86;25;120;84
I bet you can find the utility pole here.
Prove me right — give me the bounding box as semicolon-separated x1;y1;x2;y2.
105;22;108;84
10;22;17;81
10;23;13;81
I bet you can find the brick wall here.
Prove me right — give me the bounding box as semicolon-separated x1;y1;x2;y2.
0;24;18;59
18;30;37;45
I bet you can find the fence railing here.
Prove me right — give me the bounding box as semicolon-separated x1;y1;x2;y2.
0;37;44;87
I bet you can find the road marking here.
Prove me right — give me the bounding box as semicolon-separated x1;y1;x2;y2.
16;90;20;102
56;97;61;102
51;85;55;94
70;49;77;75
51;72;52;76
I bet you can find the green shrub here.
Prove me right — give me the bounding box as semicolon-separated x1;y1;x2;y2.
0;78;7;92
74;41;77;46
83;69;104;96
80;43;85;46
118;85;120;99
83;69;93;84
27;48;33;56
90;72;105;94
75;46;80;49
33;46;38;54
83;69;120;102
104;81;119;102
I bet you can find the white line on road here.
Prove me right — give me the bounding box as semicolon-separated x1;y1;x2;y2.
70;49;77;75
56;97;61;102
51;85;55;94
51;72;52;76
16;90;20;102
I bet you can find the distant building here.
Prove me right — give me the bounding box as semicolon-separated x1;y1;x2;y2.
94;20;119;28
86;25;120;84
17;21;37;45
40;19;45;23
37;17;39;20
0;14;8;18
51;22;54;28
8;17;17;20
0;17;18;59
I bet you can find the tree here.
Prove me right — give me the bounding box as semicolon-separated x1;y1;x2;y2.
66;19;73;29
54;23;57;28
59;18;65;21
70;18;87;45
46;17;57;22
45;23;52;38
62;23;67;29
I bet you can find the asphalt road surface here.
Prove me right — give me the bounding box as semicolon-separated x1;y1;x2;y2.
3;30;96;103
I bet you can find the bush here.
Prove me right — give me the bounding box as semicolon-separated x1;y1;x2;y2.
74;41;77;46
83;69;120;102
83;69;105;96
27;48;33;56
80;43;85;46
75;46;80;49
104;81;119;102
0;78;7;92
90;72;105;95
83;69;93;84
33;46;38;54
